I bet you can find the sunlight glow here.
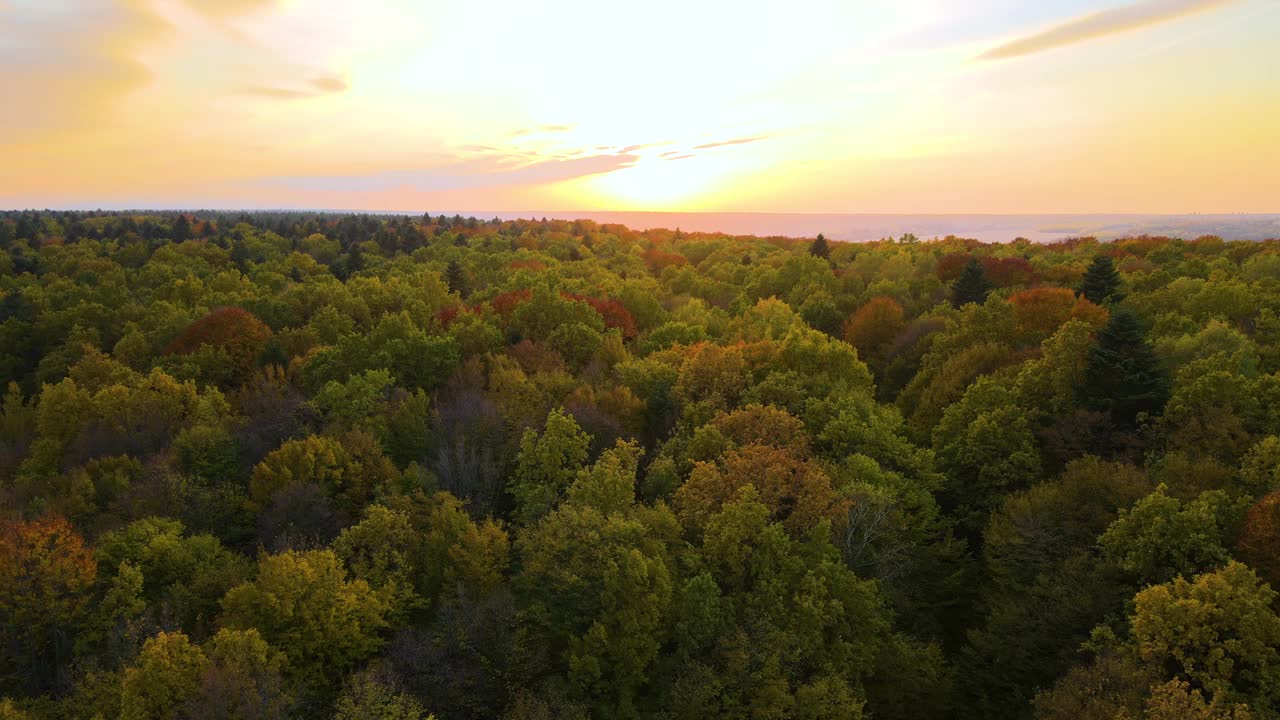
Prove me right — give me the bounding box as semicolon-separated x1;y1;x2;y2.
0;0;1276;212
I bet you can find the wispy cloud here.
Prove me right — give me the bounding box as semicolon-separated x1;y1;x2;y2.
978;0;1234;61
619;141;675;153
510;124;576;137
180;0;278;18
268;152;639;193
310;75;347;93
692;134;772;150
241;74;347;99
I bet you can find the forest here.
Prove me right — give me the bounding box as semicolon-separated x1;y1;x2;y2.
1;209;1279;720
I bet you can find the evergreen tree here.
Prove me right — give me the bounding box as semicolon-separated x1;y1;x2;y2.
230;237;250;272
809;233;831;260
15;214;38;241
1078;254;1125;305
172;214;192;243
1081;308;1169;428
346;241;365;276
444;260;468;297
951;258;991;307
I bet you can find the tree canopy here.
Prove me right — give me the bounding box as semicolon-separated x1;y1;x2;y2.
1;210;1279;719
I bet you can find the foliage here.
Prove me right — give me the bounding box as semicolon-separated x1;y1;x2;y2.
1078;254;1125;305
1099;485;1241;585
220;549;393;688
1081;308;1170;429
3;210;1280;718
1131;562;1280;714
0;516;96;697
951;258;991;307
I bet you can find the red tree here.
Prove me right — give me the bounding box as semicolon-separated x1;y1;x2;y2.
164;307;272;375
562;292;637;339
489;289;532;317
1236;491;1280;587
843;297;905;360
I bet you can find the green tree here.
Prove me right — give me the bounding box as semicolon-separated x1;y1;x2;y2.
1099;485;1241;585
1081;308;1169;429
1131;562;1280;714
248;432;394;515
120;631;207;720
547;322;604;368
964;457;1151;719
933;377;1041;531
171;214;192;243
96;517;251;637
510;408;591;525
220;549;393;688
343;492;509;617
663;487;895;719
951;258;990;308
516;483;675;717
809;233;831;261
310;369;394;429
119;628;292;720
1077;254;1124;305
345;240;365;276
197;628;293;720
333;668;433;720
444;260;468;298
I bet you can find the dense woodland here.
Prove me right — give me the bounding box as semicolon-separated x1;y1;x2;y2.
2;209;1280;720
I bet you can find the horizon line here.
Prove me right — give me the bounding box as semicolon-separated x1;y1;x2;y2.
3;208;1278;217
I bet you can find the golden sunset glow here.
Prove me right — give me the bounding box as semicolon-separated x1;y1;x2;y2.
1;0;1277;212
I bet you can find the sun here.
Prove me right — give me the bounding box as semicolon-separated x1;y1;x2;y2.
572;154;746;211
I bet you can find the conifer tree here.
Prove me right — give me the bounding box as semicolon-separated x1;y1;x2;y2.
230;236;250;272
1078;255;1125;305
809;233;831;260
1082;308;1168;427
444;260;468;297
172;214;192;243
951;258;991;307
345;241;365;276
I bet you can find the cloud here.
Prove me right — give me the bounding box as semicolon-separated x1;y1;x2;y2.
510;124;576;137
241;86;312;99
180;0;277;18
692;135;772;150
240;74;348;100
619;141;675;153
268;152;639;193
310;75;347;93
978;0;1235;61
0;1;168;141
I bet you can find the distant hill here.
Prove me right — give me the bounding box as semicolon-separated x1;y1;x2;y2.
441;211;1280;243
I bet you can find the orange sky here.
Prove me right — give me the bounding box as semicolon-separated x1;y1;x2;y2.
1;0;1277;213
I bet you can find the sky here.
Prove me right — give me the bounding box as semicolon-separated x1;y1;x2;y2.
0;0;1277;214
